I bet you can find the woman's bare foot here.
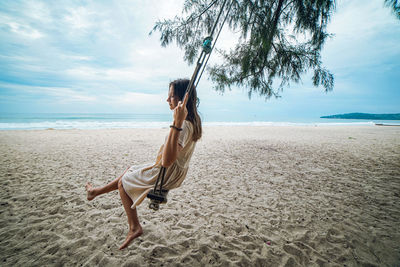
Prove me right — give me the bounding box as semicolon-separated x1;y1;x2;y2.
119;227;143;250
85;182;96;201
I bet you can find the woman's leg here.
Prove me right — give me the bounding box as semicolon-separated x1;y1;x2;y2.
85;167;130;201
117;178;143;250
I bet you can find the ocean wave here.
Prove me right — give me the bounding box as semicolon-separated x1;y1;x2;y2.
203;121;377;127
0;121;171;130
0;120;379;130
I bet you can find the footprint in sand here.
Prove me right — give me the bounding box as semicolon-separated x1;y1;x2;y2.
283;244;308;265
326;228;345;243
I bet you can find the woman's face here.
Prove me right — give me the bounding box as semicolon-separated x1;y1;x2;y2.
166;85;180;110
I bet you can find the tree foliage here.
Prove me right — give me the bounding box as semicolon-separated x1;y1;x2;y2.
385;0;400;19
151;0;336;99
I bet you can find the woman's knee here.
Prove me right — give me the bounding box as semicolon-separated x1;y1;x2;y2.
118;177;124;189
118;167;130;186
119;167;130;179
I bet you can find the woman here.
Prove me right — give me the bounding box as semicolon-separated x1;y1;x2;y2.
85;79;202;250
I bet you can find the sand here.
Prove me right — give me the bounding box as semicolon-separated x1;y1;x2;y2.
0;125;399;266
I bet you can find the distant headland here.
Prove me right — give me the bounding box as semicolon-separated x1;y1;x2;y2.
320;113;400;120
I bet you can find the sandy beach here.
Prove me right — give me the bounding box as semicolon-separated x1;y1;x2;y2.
0;125;399;266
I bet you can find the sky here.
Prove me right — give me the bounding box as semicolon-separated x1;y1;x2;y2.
0;0;399;122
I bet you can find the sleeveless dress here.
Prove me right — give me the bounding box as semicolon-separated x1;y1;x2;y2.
121;120;196;209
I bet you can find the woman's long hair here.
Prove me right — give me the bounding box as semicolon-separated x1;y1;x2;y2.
170;79;202;142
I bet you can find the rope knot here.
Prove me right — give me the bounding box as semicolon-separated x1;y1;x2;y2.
202;36;213;54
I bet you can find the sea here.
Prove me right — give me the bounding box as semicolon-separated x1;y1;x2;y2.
0;113;399;130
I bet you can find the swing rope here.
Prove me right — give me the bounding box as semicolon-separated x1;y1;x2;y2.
186;0;232;98
195;0;234;89
147;0;233;211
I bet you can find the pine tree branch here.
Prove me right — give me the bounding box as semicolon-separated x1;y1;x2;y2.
185;0;219;25
152;0;336;99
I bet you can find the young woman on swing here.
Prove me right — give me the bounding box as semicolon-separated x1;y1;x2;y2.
85;79;202;250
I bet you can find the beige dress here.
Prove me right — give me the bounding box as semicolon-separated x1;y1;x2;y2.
121;120;196;209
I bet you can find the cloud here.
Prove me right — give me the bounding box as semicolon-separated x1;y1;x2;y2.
324;0;400;69
0;0;398;116
64;6;95;30
0;82;96;102
329;0;397;37
107;91;165;107
5;21;43;39
22;0;53;24
59;54;92;61
63;62;186;87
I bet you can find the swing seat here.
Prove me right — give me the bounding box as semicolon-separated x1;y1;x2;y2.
147;189;169;203
147;189;169;211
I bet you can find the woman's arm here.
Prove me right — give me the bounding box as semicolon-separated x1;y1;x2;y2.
162;93;188;168
162;120;184;168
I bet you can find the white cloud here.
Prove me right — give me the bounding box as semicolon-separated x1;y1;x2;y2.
0;54;36;62
1;0;398;115
0;82;96;102
64;6;95;30
6;21;43;39
23;0;52;24
65;66;156;83
107;91;165;106
60;54;92;61
329;0;397;38
324;0;400;64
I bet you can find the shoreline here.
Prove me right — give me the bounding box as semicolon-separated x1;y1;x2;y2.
0;122;396;131
3;117;400;131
